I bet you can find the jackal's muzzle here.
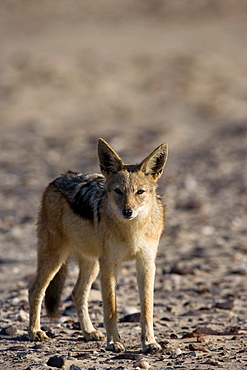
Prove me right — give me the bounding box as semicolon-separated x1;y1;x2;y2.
122;206;134;219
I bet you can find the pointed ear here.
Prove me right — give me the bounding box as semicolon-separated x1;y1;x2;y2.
98;138;123;177
140;143;168;180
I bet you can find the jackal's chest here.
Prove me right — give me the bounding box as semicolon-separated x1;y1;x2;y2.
103;228;158;263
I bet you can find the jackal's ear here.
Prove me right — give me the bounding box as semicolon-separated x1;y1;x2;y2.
140;143;168;180
98;138;123;177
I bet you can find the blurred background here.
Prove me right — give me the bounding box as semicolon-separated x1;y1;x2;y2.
0;1;246;308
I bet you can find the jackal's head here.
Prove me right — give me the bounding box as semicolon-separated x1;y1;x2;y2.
98;139;168;220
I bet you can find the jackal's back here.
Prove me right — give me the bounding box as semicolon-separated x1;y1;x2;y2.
52;171;106;223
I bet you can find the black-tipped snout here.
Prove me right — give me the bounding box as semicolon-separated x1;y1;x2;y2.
122;207;133;219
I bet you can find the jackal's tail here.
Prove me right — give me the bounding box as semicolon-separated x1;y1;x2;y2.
45;262;68;318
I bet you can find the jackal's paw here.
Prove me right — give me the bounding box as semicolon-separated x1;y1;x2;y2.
29;329;49;342
84;330;105;342
106;341;125;353
143;341;161;354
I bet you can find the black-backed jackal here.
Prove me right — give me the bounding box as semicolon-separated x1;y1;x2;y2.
28;138;168;353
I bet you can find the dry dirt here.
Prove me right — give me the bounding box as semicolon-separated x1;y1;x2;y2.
0;1;247;369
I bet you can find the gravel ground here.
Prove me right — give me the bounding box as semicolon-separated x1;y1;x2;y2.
0;2;247;369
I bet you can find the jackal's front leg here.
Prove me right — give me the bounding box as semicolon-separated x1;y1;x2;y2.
100;258;125;353
72;257;104;342
136;256;161;354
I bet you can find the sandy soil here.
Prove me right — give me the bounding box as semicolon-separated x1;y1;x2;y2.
0;1;247;369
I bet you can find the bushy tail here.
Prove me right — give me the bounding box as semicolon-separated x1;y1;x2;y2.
45;262;68;318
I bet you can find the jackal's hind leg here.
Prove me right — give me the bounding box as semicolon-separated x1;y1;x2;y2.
29;251;67;341
72;257;104;342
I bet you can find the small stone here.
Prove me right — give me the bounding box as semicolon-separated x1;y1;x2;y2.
8;346;25;351
46;331;56;338
134;360;150;369
12;297;20;305
74;352;91;360
205;358;220;365
193;326;219;335
72;321;81;330
40;325;55;338
70;365;82;370
189;343;208;352
17;351;30;358
122;306;139;315
119;312;141;322
215;300;234;310
18;309;29;321
112;353;142;361
170;264;195;275
170;333;178;339
174;348;182;356
47;355;65;368
33;344;45;350
1;326;17;336
160;340;170;348
41;325;52;332
63;305;77;316
176;197;201;211
197;336;205;343
30;356;40;362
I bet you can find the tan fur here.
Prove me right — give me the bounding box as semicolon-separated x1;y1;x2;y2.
29;138;168;353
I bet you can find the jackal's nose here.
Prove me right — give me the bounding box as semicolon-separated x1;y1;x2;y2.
122;207;133;219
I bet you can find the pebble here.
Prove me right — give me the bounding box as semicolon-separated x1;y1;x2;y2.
12;297;20;305
74;352;91;360
72;321;81;330
119;312;141;322
70;365;82;370
189;343;208;352
17;351;30;358
122;306;139;315
63;305;77;316
215;300;234;310
112;353;142;361
1;326;17;336
134;360;150;369
176;197;201;210
18;308;29;321
197;336;205;343
170;333;178;339
204;358;220;365
174;348;182;356
170;264;195;275
47;355;65;368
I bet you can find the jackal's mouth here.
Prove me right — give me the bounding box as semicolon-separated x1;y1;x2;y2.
122;214;135;220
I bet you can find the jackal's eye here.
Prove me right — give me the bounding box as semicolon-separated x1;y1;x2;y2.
114;188;123;195
136;189;145;195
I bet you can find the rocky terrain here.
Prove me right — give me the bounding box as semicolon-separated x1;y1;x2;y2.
0;1;246;369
